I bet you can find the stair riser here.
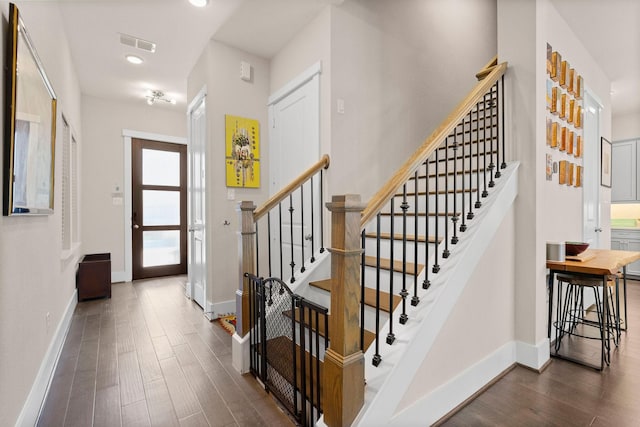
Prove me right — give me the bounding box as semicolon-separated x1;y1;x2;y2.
407;166;494;188
428;153;497;174
387;193;478;214
362;304;391;335
367;215;462;237
299;283;332;308
291;322;328;361
405;175;492;196
363;267;422;296
364;238;434;267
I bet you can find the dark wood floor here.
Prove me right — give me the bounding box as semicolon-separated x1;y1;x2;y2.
38;276;640;426
441;280;640;426
37;276;294;427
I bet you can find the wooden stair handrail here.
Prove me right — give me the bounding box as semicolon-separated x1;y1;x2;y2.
475;55;498;80
253;154;330;222
360;61;507;227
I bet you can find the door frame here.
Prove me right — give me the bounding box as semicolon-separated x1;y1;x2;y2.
582;89;603;248
121;129;187;283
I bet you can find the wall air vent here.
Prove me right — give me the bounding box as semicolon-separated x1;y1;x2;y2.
119;33;156;53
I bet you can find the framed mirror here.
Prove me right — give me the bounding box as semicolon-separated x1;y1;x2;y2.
3;2;57;216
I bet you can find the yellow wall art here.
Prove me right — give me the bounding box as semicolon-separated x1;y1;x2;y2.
225;115;260;188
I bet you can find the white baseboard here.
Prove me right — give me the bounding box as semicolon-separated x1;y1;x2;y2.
111;270;127;283
516;338;550;370
204;300;235;321
232;332;251;374
390;342;516;426
16;290;77;427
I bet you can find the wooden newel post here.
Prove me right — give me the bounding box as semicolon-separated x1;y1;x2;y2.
236;201;256;337
323;195;366;427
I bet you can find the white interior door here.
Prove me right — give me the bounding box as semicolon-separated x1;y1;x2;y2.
188;91;207;309
268;65;320;281
583;91;601;247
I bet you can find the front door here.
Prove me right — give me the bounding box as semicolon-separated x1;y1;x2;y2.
132;138;187;279
188;92;207;309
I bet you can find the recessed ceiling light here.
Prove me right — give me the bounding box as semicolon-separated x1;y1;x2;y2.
189;0;208;7
125;54;143;65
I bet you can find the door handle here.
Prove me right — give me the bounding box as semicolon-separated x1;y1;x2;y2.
133;224;140;229
595;227;603;232
305;234;313;241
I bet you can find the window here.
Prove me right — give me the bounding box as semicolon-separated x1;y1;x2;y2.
61;115;80;252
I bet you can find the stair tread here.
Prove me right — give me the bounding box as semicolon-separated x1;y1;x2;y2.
410;168;487;179
282;309;328;337
260;336;324;404
364;232;442;244
282;305;377;350
309;279;406;312
363;287;402;313
364;256;423;275
380;211;461;217
394;188;478;197
428;149;498;164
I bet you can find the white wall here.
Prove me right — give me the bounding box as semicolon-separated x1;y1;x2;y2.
330;0;497;201
498;0;612;352
187;40;270;311
613;112;640;141
397;207;516;411
81;95;187;275
0;2;82;424
270;6;332;158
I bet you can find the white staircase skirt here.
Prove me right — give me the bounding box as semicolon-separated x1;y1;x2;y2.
353;162;521;427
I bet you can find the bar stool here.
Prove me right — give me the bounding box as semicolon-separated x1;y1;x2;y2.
553;273;620;370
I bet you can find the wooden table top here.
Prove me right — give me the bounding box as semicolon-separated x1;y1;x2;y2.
547;249;640;275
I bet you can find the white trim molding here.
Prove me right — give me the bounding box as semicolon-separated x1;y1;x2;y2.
18;290;77;427
268;61;321;106
516;338;550;370
391;342;517;426
206;300;235;321
232;332;251;374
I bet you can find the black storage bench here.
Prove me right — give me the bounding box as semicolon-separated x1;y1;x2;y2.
76;253;112;301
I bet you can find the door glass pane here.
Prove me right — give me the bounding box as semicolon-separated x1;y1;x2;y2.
143;190;180;225
143;148;180;186
143;230;180;267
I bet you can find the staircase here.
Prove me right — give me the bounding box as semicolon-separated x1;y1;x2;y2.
235;58;516;426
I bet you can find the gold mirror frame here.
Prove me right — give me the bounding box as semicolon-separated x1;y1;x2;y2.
3;3;57;215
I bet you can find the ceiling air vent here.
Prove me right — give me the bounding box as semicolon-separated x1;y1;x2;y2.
119;33;156;53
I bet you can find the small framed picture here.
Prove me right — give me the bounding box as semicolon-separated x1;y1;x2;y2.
567;131;574;155
568;99;575;124
575;165;583;188
568;68;575;94
551;87;559;115
559;160;567;185
568;162;575;186
560;60;569;88
551;51;561;82
601;137;612;188
576;75;584;99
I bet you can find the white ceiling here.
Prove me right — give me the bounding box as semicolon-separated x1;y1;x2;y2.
45;0;640;116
